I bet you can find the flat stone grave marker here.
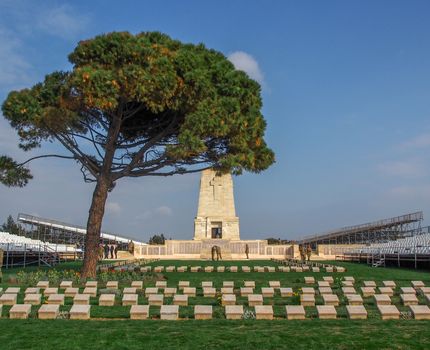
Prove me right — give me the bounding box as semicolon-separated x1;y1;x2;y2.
322;294;339;306
123;294;138;306
44;287;58;296
190;266;200;273
295;267;303;272
286;305;305;320
173;294;188;306
378;287;394;296
409;305;430;320
346;305;367;319
130;305;149;320
148;294;163;305
242;266;251;272
74;294;90;305
425;294;430;303
244;281;255;288
269;281;281;289
0;293;17;305
38;304;60;319
164;288;177;297
401;287;416;295
304;277;315;284
301;287;315;295
378;305;400;320
48;294;65;305
155;281;167;289
342;287;356;295
383;281;396;288
9;304;32;319
154;266;164;273
318;281;330;288
106;281;118;289
85;281;98;288
361;287;375;297
325;267;333;273
24;294;41;305
311;267;320;272
302;266;310;271
221;287;234;294
240;287;254;296
301;294;315;306
70;305;90;320
183;287;196;297
222;294;236;305
59;281;73;289
217;266;225;272
178;281;190;289
140;266;151;273
83;287;97;297
363;281;376;288
145;287;158;296
166;266;175;273
177;266;187;272
255;305;273;320
248;294;263;306
223;281;234;288
65;288;79;297
261;287;275;297
131;281;143;289
25;287;40;295
323;276;334;284
420;287;430;294
266;267;275;273
280;288;293;297
201;281;213;288
374;294;391;305
5;287;20;294
401;294;418;306
346;294;363;305
344;276;355;282
225;305;243;320
124;287;137;294
204;266;214;272
203;287;216;297
411;281;425;289
194;305;212;320
342;281;354;287
99;294;115;306
336;267;346;272
319;287;332;295
317;305;337;319
36;281;49;289
160;305;179;320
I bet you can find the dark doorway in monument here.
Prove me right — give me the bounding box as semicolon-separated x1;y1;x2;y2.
211;223;222;239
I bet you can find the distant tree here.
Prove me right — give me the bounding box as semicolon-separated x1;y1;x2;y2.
149;234;166;245
0;32;275;277
1;215;21;235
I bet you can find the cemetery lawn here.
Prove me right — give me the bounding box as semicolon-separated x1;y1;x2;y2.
0;260;430;349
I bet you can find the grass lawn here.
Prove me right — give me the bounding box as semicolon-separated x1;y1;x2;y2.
0;259;429;349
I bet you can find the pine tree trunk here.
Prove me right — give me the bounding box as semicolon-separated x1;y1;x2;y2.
81;176;110;278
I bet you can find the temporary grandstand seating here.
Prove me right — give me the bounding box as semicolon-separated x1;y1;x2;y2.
350;232;430;255
0;231;80;253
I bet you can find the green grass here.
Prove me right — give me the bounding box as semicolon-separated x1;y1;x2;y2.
0;260;430;349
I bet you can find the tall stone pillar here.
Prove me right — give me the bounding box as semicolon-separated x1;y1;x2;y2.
194;169;240;240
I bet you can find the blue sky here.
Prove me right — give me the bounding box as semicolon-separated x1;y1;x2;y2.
1;0;429;241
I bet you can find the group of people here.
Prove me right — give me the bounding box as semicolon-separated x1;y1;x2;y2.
299;245;312;262
99;243;119;260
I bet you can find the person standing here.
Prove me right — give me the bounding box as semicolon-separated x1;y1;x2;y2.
306;245;312;262
245;244;249;259
114;244;119;259
104;243;109;259
110;244;115;259
98;244;104;260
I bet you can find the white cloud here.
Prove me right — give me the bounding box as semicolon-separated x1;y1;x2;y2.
401;133;430;149
37;4;89;40
106;202;121;215
377;159;428;178
228;51;264;84
155;206;173;216
0;28;32;91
